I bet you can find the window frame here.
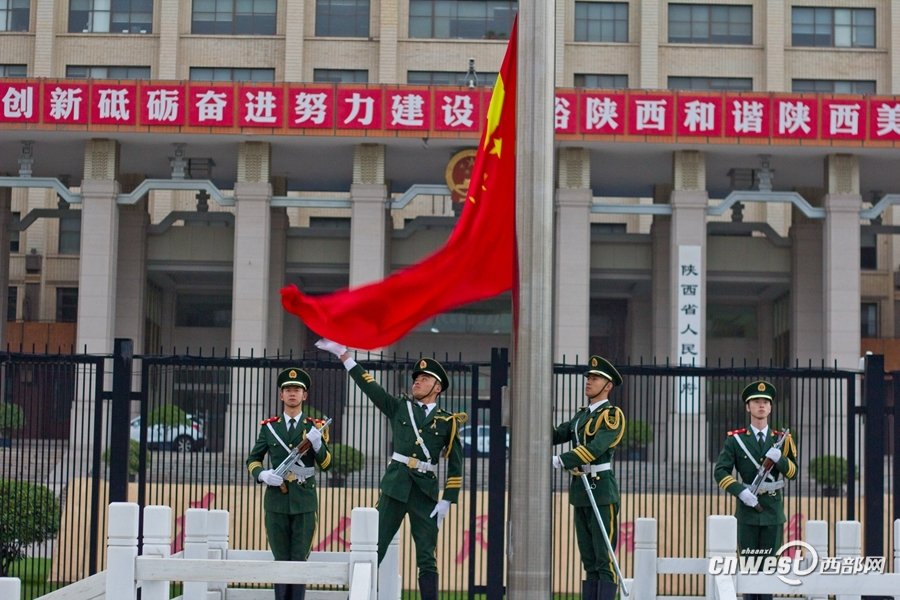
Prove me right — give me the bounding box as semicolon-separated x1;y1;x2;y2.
574;1;628;43
0;0;29;32
57;214;81;256
189;67;275;82
312;68;369;84
191;0;276;35
668;3;752;45
791;7;875;48
315;0;370;38
574;73;628;89
68;0;153;34
668;75;753;91
408;0;518;40
55;287;79;323
791;79;876;95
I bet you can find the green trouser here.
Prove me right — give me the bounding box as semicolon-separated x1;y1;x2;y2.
738;522;782;600
377;486;440;575
265;510;317;561
573;502;619;583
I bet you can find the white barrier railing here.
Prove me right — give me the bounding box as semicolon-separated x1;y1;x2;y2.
630;514;900;600
0;577;21;599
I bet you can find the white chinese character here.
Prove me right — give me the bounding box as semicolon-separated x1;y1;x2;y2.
195;90;228;122
635;99;667;131
862;556;885;574
732;100;764;134
683;100;715;132
778;101;811;135
555;96;572;130
829;104;860;135
819;556;841;574
146;89;180;122
390;93;425;126
584;97;619;130
48;87;82;120
293;92;328;125
97;89;130;121
2;86;33;119
343;92;374;126
244;90;278;124
875;103;900;136
441;94;474;128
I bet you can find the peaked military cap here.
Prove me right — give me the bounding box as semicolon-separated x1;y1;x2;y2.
278;367;310;389
584;355;623;387
742;380;775;403
412;358;450;391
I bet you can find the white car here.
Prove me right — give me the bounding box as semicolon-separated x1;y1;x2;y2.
458;424;509;457
130;415;205;452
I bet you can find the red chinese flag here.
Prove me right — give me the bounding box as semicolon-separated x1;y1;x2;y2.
281;19;518;349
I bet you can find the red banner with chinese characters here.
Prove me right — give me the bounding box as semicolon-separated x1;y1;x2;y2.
3;79;900;144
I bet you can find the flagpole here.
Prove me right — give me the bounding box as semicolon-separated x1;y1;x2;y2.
508;0;555;599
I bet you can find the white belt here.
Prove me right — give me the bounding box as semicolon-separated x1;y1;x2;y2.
756;480;785;493
392;452;437;473
286;464;316;481
581;463;612;475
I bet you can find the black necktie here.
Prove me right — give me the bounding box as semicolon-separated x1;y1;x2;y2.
288;418;296;433
757;432;765;445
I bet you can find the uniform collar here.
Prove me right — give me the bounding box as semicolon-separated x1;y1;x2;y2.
749;424;768;438
588;399;609;413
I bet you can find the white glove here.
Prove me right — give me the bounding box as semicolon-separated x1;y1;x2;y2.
552;455;562;469
306;427;323;452
315;338;347;358
258;469;283;487
738;488;759;508
429;499;451;528
765;447;782;463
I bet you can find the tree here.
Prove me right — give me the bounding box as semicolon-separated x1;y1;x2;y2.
0;480;61;576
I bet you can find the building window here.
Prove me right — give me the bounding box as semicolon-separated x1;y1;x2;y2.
707;304;757;338
792;79;876;95
309;217;351;229
313;68;368;83
58;215;81;255
407;70;498;87
9;211;20;253
409;0;518;40
191;0;276;35
6;286;17;321
668;76;753;91
55;287;78;323
1;0;29;32
791;7;875;48
0;64;27;77
189;67;275;82
175;294;232;328
861;302;878;338
66;65;151;79
68;0;153;34
315;0;369;37
574;1;627;43
668;3;752;45
860;230;877;270
574;73;628;89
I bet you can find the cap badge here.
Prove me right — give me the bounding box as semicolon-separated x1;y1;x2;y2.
419;359;427;368
757;383;766;392
289;369;297;378
591;357;598;367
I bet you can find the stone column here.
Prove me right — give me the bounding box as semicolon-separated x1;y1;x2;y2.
156;0;180;79
32;0;56;76
267;207;288;353
77;140;121;354
650;184;672;360
891;0;900;94
0;188;10;346
638;0;660;88
377;0;399;83
349;144;389;288
553;148;591;363
115;200;148;354
822;154;862;369
790;195;824;363
668;151;708;463
283;0;306;81
231;142;273;355
764;0;786;91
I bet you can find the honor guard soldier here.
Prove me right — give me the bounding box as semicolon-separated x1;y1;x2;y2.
246;368;332;600
316;338;467;600
552;355;626;600
714;380;797;600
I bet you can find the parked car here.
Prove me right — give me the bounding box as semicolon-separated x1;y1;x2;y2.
130;415;205;452
458;424;509;457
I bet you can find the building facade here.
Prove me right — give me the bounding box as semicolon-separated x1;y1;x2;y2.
3;0;900;370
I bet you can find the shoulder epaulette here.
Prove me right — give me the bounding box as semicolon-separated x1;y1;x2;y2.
311;417;326;427
260;416;279;426
773;428;784;436
727;428;747;436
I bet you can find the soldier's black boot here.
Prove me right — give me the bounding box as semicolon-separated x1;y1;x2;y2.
418;571;439;600
291;584;306;600
597;580;618;600
582;579;598;600
274;583;290;600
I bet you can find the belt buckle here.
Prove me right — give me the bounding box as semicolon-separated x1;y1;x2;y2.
285;472;297;482
407;457;419;470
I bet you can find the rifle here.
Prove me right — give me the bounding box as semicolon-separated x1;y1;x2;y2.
274;417;332;494
746;428;790;511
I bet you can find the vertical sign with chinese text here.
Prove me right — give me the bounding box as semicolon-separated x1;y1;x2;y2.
677;245;702;412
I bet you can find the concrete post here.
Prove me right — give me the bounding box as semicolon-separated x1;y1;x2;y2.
183;509;210;600
378;531;401;600
805;520;828;600
106;502;139;600
632;518;658;600
349;507;379;600
0;578;21;599
141;505;172;600
706;515;738;600
835;520;862;600
207;509;230;597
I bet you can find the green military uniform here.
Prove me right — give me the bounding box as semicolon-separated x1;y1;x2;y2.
347;357;466;598
552;355;626;600
246;368;332;600
713;381;798;600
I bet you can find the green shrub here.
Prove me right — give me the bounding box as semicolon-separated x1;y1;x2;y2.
809;455;856;488
622;419;653;450
329;443;365;475
148;403;189;427
0;403;24;435
0;480;60;577
103;439;146;477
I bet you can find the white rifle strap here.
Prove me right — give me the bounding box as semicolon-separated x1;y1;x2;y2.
266;422;292;454
406;401;433;463
733;433;775;482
